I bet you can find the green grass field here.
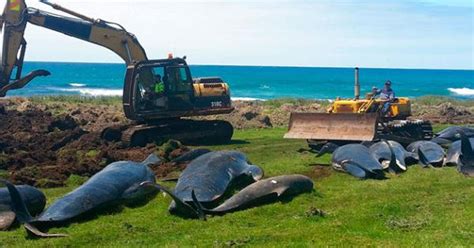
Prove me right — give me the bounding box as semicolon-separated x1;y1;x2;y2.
1;128;473;247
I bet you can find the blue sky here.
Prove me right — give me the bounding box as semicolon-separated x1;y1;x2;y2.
15;0;474;69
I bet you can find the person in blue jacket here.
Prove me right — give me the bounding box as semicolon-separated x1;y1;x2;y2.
372;80;395;115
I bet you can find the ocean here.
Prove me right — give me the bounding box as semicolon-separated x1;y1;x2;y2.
7;61;474;100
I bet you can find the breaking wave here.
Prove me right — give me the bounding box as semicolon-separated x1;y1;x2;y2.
57;87;262;99
69;83;86;87
59;88;123;96
231;97;265;101
448;87;474;96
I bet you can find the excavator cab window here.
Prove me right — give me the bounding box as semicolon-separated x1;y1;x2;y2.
135;67;162;111
164;65;194;110
164;66;192;93
131;62;194;112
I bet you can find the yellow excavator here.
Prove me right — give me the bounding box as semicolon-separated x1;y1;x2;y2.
0;0;234;146
284;68;433;148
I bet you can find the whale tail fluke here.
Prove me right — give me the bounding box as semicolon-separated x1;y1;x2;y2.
150;183;204;220
1;180;67;238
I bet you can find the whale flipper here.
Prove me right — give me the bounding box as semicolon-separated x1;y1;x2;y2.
342;161;367;179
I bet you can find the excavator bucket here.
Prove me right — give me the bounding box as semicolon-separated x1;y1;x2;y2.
284;112;379;141
0;0;51;96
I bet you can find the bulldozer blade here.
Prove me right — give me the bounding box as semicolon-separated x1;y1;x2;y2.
284;112;379;141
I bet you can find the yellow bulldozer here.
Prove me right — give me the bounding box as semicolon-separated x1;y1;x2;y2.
284;68;433;149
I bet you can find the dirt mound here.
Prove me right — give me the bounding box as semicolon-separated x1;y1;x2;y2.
413;102;474;124
0;103;188;187
196;100;324;129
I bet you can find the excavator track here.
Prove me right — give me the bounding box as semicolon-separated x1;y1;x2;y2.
377;119;433;145
101;119;233;147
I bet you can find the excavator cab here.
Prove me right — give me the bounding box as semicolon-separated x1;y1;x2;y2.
123;58;233;122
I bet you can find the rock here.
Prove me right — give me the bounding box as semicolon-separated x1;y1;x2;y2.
243;111;259;120
0;105;6;115
259;115;273;127
281;103;296;112
48;115;78;132
16;100;33;112
309;103;322;110
71;108;81;115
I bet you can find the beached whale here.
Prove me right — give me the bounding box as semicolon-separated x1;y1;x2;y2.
158;150;264;218
431;126;474;146
330;144;385;179
315;142;340;157
445;132;474;176
407;141;445;167
193;174;313;216
369;140;416;172
0;183;46;231
6;154;159;238
170;148;211;164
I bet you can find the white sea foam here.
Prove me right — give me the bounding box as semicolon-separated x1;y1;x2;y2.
58;87;261;99
69;83;86;87
448;87;474;96
59;88;123;96
231;97;265;101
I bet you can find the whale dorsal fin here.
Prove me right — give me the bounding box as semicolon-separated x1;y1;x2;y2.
142;153;161;166
382;140;398;170
460;131;474;163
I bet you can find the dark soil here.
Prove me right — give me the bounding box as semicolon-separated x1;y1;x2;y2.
0;103;188;187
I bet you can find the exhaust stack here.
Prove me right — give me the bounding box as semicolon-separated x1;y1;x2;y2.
354;67;360;99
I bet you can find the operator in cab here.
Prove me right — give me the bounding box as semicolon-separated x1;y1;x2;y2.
372;80;396;115
152;74;166;108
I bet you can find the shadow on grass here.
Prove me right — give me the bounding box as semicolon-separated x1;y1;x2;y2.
24;192;159;239
206;189;321;217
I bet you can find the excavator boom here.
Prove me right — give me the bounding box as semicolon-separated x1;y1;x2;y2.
0;0;147;96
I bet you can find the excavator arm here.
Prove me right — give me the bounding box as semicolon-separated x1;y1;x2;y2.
0;0;148;96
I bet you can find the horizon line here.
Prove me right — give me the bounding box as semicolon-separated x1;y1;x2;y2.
24;60;474;71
